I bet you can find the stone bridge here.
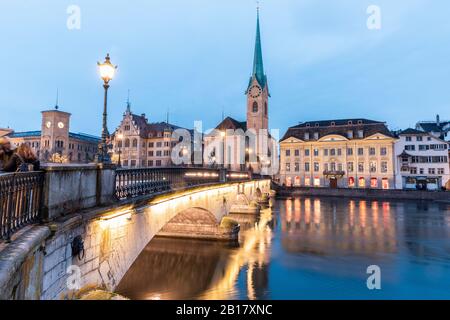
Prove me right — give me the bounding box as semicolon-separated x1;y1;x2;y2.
0;165;271;300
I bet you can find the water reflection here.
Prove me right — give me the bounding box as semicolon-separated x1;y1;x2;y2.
116;197;450;300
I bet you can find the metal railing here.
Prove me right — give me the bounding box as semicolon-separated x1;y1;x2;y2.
115;167;251;200
0;172;44;241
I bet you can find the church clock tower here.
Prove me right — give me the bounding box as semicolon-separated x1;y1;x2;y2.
246;9;269;132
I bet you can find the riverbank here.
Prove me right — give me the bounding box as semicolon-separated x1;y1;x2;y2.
275;185;450;202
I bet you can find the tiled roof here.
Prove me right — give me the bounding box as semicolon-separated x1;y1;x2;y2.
122;113;187;139
69;132;100;143
9;131;41;138
399;128;427;135
281;118;394;142
9;131;100;143
215;117;247;132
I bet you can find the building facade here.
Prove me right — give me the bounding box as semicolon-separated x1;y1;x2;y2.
7;107;99;163
394;128;449;190
279;119;397;189
111;103;193;168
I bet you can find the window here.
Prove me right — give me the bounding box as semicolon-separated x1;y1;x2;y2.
148;160;154;167
348;177;355;187
358;148;364;156
130;160;136;167
381;161;388;173
156;142;162;148
358;177;365;188
314;178;321;187
358;130;364;138
304;177;311;186
314;149;319;156
416;136;423;141
286;163;291;172
419;168;424;174
124;125;130;131
438;168;444;175
148;151;154;157
324;149;329;156
149;142;154;148
285;149;291;157
347;148;353;156
370;161;377;173
370;178;378;188
305;162;310;172
314;132;319;140
428;168;436;175
369;147;376;156
358;162;364;173
410;167;417;174
118;141;122;148
294;149;300;157
382;178;389;190
406;136;412;142
252;102;258;113
330;149;336;156
314;162;320;172
347;131;353;139
156;150;162;156
164;150;170;156
305;149;310;156
156;160;162;166
347;162;354;173
132;139;138;148
380;147;387;156
304;132;310;140
405;145;415;151
164;141;170;147
337;149;342;156
294;162;300;172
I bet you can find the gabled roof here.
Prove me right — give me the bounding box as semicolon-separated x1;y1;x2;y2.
399;128;427;135
215;117;247;132
281;118;394;142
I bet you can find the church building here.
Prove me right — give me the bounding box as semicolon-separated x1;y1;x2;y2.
204;10;277;175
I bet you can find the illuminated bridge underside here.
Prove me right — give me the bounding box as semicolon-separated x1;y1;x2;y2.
85;180;270;293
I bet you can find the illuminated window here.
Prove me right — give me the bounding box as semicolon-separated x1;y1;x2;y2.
314;178;321;187
348;177;355;187
358;177;365;188
286;177;292;186
304;177;311;186
294;176;301;186
382;178;389;190
371;178;378;188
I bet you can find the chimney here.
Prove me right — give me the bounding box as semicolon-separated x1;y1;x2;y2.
436;114;440;126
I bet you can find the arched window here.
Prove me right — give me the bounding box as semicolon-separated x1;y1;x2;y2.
264;102;267;115
252;101;258;113
132;139;138;148
118;141;122;148
125;139;130;148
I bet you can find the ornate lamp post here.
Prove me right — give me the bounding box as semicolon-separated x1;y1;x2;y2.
96;53;117;163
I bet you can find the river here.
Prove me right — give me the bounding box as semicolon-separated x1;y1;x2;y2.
116;197;450;300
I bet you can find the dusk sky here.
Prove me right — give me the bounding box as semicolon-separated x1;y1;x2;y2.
1;0;449;136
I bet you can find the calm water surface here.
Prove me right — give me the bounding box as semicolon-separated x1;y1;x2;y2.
116;197;450;300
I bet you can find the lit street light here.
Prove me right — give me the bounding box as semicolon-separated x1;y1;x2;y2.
96;53;117;163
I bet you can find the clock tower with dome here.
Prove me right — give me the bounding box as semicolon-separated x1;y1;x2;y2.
246;9;269;132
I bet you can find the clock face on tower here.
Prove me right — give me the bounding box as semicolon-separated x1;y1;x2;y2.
249;85;262;98
46;121;52;129
58;122;65;129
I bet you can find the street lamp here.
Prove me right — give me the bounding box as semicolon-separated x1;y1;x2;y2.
96;53;117;163
117;133;124;167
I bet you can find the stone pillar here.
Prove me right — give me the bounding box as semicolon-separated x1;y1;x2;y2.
41;164;117;221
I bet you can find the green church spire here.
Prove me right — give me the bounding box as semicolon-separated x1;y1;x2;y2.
248;7;267;92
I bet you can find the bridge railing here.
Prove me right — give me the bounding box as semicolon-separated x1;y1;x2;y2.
0;172;44;241
115;167;251;200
